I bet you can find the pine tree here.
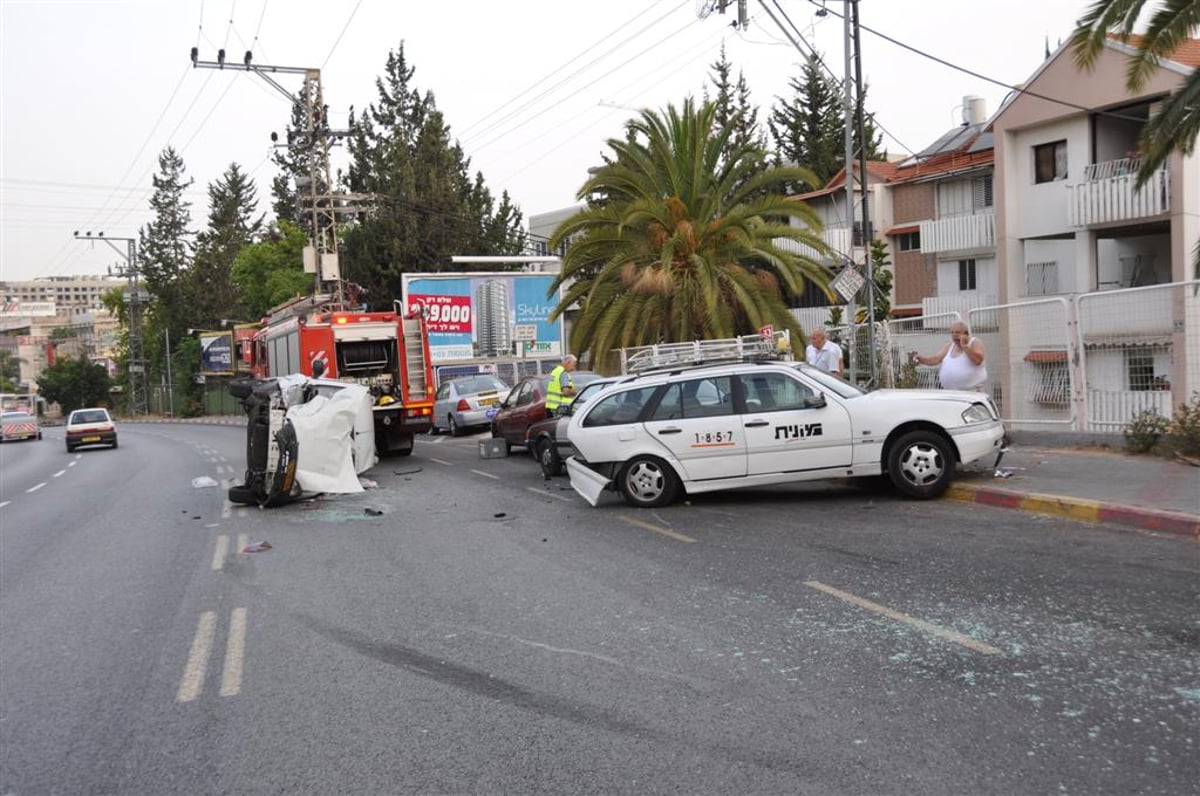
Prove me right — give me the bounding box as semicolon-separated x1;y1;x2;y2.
705;44;767;173
768;54;885;193
189;163;263;328
339;43;526;308
137;147;195;385
768;54;842;192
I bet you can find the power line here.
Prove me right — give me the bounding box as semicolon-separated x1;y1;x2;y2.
322;0;363;70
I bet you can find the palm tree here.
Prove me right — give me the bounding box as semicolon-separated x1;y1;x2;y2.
1071;0;1200;278
547;98;834;368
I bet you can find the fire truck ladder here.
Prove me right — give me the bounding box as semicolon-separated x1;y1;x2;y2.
401;316;431;401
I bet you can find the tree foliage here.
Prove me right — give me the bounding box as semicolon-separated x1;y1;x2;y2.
548;99;833;368
36;356;111;415
768;53;884;192
188;163;263;328
339;44;527;309
231;221;316;320
0;349;22;392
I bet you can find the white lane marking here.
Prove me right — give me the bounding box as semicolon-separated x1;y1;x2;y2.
177;611;217;702
26;482;46;493
220;608;247;697
430;458;453;466
68;459;78;467
53;470;66;478
526;486;574;503
804;580;1003;656
617;513;696;543
0;501;9;509
212;535;229;571
470;469;501;480
238;533;248;553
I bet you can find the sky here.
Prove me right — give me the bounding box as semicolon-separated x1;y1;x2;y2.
1;0;1092;283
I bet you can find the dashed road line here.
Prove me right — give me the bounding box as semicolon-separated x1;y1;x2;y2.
25;482;46;493
617;514;696;543
430;458;453;466
0;501;9;509
52;469;66;478
470;469;501;480
212;535;229;571
804;580;1002;655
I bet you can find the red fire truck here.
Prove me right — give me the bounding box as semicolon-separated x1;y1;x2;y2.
246;294;435;455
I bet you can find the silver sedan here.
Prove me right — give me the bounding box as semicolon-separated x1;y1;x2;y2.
431;374;512;436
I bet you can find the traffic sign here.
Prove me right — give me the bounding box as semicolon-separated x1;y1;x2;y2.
513;324;537;342
831;266;866;302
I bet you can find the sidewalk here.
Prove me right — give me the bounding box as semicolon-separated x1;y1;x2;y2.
948;432;1200;539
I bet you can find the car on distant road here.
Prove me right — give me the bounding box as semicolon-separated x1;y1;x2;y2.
431;374;512;436
64;407;118;452
526;377;619;477
489;371;602;454
1;411;42;442
566;358;1006;508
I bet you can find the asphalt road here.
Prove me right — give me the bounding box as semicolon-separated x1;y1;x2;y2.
1;423;1196;794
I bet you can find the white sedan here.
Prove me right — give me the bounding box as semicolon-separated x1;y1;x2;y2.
565;360;1006;508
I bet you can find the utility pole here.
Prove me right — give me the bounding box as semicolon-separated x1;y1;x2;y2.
73;231;148;416
190;49;376;307
736;0;877;385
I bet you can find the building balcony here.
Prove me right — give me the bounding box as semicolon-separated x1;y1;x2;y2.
775;226;854;263
919;212;995;254
1067;158;1169;227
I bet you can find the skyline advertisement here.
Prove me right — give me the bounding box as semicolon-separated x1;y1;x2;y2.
401;273;564;362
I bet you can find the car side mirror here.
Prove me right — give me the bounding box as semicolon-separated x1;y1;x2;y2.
804;393;827;409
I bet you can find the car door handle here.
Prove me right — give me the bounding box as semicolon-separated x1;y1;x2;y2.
744;420;770;427
657;427;683;435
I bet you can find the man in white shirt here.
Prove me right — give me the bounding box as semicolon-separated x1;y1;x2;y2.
805;326;844;377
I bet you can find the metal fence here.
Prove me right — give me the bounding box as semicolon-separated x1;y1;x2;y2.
813;280;1199;432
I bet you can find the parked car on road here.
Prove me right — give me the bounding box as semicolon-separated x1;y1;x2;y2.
566;358;1006;508
490;371;602;454
431;374;511;436
526;377;619;477
64;407;118;452
1;411;42;442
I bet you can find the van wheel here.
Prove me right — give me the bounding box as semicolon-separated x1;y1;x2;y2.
887;430;955;499
618;455;679;508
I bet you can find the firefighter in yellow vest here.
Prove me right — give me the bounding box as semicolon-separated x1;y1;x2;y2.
545;354;578;414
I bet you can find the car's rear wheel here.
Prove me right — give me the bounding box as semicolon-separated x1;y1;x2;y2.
887;430;955;499
65;442;74;453
618;455;679;508
111;438;118;449
538;438;563;478
448;415;461;437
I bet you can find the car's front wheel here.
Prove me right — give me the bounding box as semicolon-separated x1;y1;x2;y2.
887;430;955;499
618;455;679;508
538;438;563;478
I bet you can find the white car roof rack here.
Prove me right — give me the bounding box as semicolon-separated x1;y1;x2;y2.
624;334;786;374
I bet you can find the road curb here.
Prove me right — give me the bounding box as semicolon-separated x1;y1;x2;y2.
944;483;1200;540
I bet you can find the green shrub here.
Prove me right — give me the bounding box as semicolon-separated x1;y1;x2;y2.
1123;408;1168;453
1164;392;1200;458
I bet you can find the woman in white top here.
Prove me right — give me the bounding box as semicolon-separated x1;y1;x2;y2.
909;321;988;391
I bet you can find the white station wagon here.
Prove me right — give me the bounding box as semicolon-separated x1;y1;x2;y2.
565;346;1006;508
